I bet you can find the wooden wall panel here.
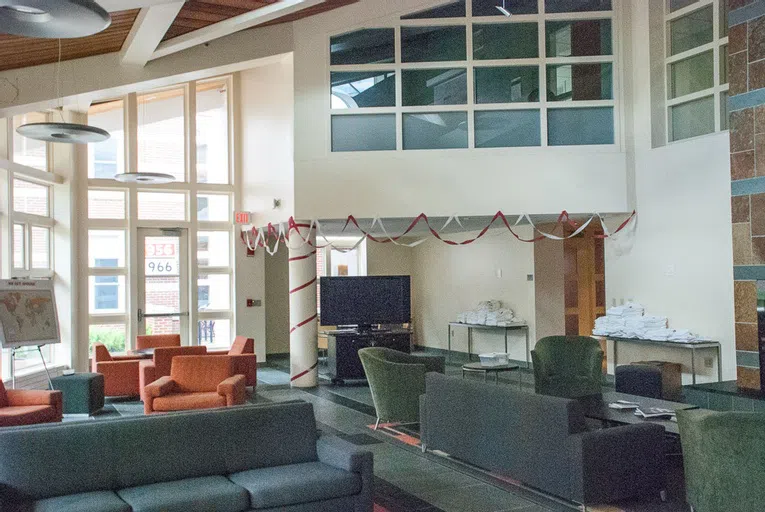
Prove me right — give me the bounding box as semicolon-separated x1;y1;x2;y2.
0;10;139;72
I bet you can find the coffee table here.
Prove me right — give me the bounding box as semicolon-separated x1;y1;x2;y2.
127;348;154;359
578;391;699;435
462;362;521;388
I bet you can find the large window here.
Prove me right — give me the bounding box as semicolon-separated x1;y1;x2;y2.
10;176;53;278
12;112;48;171
86;77;235;353
329;0;616;151
665;0;728;142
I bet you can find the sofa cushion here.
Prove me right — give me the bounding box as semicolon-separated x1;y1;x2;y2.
33;491;130;512
152;391;226;411
0;405;57;427
117;476;249;512
171;355;232;393
228;461;361;509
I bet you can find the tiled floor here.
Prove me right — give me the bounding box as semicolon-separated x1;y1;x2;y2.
86;359;689;512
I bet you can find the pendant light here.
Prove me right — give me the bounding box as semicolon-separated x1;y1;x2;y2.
16;39;111;145
496;0;512;16
0;0;111;38
114;89;175;184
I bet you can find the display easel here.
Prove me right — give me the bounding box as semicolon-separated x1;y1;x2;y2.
9;345;54;390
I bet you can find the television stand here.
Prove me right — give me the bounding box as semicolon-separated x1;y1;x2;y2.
326;328;411;384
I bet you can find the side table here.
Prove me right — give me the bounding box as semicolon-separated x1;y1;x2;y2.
50;373;105;415
462;362;521;388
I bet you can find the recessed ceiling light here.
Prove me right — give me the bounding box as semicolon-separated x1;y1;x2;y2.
0;0;111;38
16;122;110;144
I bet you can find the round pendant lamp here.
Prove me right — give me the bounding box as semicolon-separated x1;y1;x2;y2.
113;172;175;185
16;122;109;143
0;0;111;38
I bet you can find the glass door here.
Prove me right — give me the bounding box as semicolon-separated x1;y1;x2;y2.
137;228;189;342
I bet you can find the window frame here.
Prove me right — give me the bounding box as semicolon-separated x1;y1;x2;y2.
327;0;620;151
9;173;54;279
664;0;729;143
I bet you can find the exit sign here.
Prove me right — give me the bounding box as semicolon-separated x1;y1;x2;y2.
234;211;251;224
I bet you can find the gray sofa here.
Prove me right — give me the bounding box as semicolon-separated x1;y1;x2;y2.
0;402;373;512
420;373;665;506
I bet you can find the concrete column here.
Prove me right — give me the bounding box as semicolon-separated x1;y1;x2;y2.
288;222;318;388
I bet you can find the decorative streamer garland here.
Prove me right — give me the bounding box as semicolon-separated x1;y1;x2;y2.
240;210;637;256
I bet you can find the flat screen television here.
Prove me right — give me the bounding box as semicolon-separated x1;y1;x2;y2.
320;276;411;328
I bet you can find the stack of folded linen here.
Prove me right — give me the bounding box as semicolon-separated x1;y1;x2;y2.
591;303;702;342
457;301;523;326
667;329;699;342
593;315;626;336
605;302;645;318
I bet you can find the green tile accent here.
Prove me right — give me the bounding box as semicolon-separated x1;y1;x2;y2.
732;177;765;197
729;87;765;112
733;396;756;411
737;350;761;368
734;266;765;280
729;0;765;27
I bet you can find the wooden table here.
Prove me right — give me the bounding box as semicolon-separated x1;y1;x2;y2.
448;322;530;367
578;391;699;435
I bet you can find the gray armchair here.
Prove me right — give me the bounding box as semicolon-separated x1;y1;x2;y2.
358;347;444;429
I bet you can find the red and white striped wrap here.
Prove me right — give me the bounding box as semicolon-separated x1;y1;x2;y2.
288;222;319;388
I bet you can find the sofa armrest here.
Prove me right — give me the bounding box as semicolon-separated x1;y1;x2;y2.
218;374;246;405
8;389;63;421
317;435;374;512
419;394;427;447
145;376;175;398
571;423;665;504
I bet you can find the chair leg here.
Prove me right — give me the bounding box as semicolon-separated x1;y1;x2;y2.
421;443;426;453
374;418;381;430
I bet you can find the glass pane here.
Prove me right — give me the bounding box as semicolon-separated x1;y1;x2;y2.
669;95;714;141
87;100;124;179
403;112;468;150
88;189;126;220
330;248;361;276
401;26;467;62
197;193;230;222
330;28;395;65
720;0;728;37
721;91;729;130
669;0;698;12
89;275;126;314
473;23;538;60
720;44;728;85
13;179;49;216
475;110;541;148
30;226;49;269
668;50;713;98
402;1;465;19
330;71;396;109
89;324;126;352
13;224;24;269
198;318;231;347
13;112;47;171
137;88;185;182
198;231;230;267
197;80;229;184
89;230;126;268
403;68;467;106
669;5;713;56
145;316;180;336
546;20;612;57
548;107;614;145
547;63;613;101
198;274;230;311
144;235;180;279
138;192;186;221
12;345;51;372
331;114;396;152
545;0;611;13
472;0;537;16
475;66;539;103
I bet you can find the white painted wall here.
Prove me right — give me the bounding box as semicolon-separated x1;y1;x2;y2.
291;0;630;220
239;55;295;226
264;248;290;355
235;244;267;361
411;228;536;363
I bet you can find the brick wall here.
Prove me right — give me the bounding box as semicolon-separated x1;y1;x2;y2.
729;0;765;389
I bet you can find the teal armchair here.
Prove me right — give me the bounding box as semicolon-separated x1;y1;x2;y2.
677;409;765;512
358;347;445;429
531;336;603;398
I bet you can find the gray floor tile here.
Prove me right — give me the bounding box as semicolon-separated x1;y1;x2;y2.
421;483;537;512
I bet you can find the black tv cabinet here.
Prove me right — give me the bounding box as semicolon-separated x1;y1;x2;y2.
326;329;411;384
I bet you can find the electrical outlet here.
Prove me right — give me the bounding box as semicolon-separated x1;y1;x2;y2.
704;357;714;369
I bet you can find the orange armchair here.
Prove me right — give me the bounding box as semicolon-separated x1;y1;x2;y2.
208;336;257;387
0;380;62;427
140;345;207;400
136;334;181;350
143;355;246;414
91;343;143;397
